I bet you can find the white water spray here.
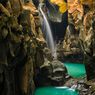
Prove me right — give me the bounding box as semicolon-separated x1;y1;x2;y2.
39;6;57;59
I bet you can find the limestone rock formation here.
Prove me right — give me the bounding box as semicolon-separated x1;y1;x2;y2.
35;59;66;86
0;0;46;95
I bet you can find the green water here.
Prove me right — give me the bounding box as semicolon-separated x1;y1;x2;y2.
34;87;79;95
34;63;86;95
64;63;86;78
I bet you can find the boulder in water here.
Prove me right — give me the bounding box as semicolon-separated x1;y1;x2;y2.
37;59;66;86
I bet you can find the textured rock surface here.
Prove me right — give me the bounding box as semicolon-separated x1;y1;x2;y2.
0;0;95;95
0;0;46;95
35;59;66;86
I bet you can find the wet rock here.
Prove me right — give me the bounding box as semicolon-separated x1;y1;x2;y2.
36;59;66;86
0;0;47;95
50;59;66;82
79;4;95;80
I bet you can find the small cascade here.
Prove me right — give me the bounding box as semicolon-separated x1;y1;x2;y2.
39;5;57;59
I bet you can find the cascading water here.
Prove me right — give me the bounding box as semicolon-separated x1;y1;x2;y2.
39;5;57;59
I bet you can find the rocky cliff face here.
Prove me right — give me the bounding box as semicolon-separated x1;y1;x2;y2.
0;0;46;95
63;0;95;80
0;0;95;95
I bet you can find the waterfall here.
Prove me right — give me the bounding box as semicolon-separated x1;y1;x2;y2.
39;6;57;59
